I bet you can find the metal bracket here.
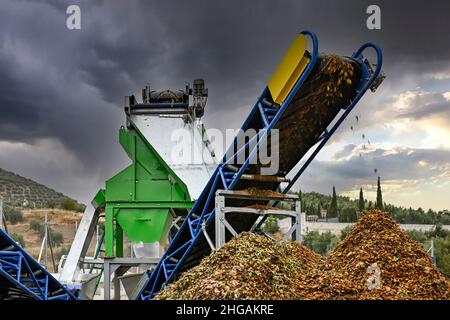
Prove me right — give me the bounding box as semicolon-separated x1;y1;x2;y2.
103;257;160;300
214;189;303;249
201;222;216;251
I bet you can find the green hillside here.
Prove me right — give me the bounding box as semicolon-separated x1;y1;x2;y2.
0;167;82;209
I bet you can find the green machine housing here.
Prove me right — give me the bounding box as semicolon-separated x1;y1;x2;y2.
95;81;210;257
97;125;194;257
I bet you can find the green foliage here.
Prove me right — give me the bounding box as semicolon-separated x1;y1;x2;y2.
376;176;383;210
262;216;280;234
358;187;365;212
339;206;358;222
55;245;70;261
426;224;449;239
303;231;339;256
50;231;64;247
405;226;450;277
299;190;305;212
60;197;77;211
30;219;44;234
0;167;72;209
75;203;86;213
29;219;64;247
329;186;338;218
10;232;25;247
46;199;57;209
3;206;23;224
388;206;450;224
277;201;291;210
434;237;450;277
59;197;85;212
405;229;428;242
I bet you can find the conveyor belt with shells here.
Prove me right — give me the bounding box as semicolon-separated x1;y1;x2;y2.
177;54;362;273
138;33;384;299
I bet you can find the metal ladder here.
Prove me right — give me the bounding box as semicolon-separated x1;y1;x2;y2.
137;30;383;300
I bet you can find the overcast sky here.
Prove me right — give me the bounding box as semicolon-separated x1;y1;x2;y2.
1;0;449;210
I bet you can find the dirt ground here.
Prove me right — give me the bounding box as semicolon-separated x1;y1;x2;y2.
6;209;89;269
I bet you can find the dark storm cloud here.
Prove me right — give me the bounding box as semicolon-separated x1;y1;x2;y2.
3;0;449;138
66;0;450;129
0;0;449;202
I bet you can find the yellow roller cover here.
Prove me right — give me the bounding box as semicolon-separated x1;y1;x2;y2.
268;34;310;105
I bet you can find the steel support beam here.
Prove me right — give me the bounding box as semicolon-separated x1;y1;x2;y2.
103;257;160;300
214;189;303;249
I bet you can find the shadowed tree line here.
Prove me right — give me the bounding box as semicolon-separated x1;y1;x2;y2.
297;176;450;225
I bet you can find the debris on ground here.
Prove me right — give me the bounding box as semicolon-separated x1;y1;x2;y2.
157;210;449;300
156;232;322;300
295;210;449;300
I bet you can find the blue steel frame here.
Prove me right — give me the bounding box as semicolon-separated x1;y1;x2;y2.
137;30;318;299
254;43;383;230
137;31;383;300
0;228;76;300
282;42;383;193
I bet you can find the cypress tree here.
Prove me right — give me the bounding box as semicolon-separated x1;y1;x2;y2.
330;186;338;218
376;176;383;210
358;187;365;212
298;190;304;212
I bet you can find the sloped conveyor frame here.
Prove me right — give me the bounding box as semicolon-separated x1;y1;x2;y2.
137;30;383;300
0;228;76;300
